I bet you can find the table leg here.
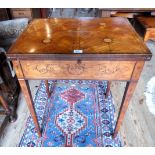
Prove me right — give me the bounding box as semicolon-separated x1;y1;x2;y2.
105;81;111;98
113;61;144;138
45;80;50;98
18;79;41;137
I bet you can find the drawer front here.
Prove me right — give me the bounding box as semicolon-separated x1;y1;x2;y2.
11;9;32;18
20;60;135;80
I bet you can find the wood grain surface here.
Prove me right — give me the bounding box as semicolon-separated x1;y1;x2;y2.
7;18;151;61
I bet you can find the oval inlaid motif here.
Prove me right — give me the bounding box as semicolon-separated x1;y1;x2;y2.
103;38;112;43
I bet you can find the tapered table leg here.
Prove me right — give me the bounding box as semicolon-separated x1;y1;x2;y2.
18;79;41;137
105;81;111;98
113;81;137;138
113;61;144;138
45;80;50;98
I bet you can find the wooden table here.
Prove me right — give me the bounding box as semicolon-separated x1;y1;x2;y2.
7;17;152;138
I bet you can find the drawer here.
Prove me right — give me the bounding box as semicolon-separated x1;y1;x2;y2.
11;10;32;18
19;60;136;80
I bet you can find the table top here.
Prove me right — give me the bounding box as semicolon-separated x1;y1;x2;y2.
137;16;155;29
7;17;151;61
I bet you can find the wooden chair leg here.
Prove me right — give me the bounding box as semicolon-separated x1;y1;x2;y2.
45;80;50;98
18;79;41;137
0;95;10;114
0;95;17;122
105;81;111;98
113;81;137;138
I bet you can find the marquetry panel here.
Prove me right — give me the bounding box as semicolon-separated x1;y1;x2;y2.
20;60;135;80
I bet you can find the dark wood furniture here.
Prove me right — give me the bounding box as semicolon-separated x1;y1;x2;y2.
135;16;155;42
99;8;155;17
0;96;14;121
10;8;41;19
0;52;19;123
7;17;152;138
0;9;10;21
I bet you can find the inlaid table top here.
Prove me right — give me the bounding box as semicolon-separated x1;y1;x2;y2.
7;17;151;60
137;16;155;29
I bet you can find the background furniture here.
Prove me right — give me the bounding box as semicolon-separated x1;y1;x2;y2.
10;8;41;19
0;18;29;136
99;8;155;17
7;17;152;138
0;49;19;136
42;8;98;18
135;16;155;42
0;8;42;21
0;18;29;50
0;9;10;21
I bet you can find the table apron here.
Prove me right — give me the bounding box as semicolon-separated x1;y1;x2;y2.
13;60;136;81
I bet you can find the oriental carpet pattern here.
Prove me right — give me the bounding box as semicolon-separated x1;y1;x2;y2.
19;80;122;147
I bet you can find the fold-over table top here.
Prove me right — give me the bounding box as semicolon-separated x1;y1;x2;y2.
7;17;152;61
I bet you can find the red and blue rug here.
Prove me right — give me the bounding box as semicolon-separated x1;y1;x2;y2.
19;80;122;147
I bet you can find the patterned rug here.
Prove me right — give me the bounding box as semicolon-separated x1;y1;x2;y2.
19;80;122;147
